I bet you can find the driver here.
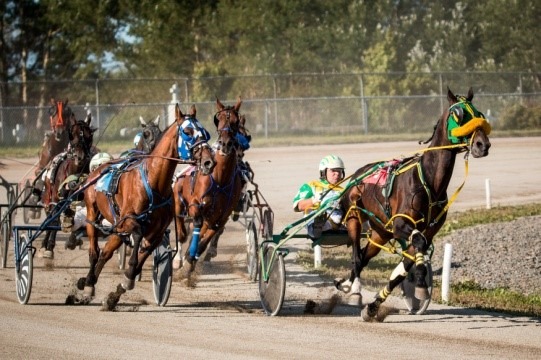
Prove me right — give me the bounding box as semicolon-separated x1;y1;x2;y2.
292;155;346;239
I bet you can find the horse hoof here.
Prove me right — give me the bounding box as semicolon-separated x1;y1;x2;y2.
415;286;430;300
173;257;183;270
43;250;54;259
83;285;95;298
121;276;135;291
361;303;379;322
346;293;362;307
361;306;375;322
334;278;352;293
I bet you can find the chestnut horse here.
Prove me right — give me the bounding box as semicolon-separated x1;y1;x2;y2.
338;87;491;321
172;98;243;274
78;104;214;309
39;113;97;258
36;99;77;176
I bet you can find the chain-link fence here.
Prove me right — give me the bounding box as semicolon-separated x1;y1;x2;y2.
1;72;539;146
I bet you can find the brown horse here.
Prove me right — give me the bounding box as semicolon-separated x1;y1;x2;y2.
337;87;491;321
78;104;214;309
39;113;97;258
172;98;243;274
36;98;77;176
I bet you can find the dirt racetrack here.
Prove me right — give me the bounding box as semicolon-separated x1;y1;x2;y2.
0;137;540;359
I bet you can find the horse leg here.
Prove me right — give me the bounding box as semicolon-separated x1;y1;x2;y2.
121;220;142;291
173;216;188;270
203;227;223;262
78;219;101;302
335;217;363;298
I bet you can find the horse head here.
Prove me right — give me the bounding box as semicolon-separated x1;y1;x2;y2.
137;115;162;153
68;113;96;170
445;87;491;158
49;98;75;141
213;97;242;156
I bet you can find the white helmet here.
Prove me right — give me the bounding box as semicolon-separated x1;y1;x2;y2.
319;155;345;179
133;132;143;147
89;152;113;172
319;155;344;171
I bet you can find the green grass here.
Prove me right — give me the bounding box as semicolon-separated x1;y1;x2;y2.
297;203;541;317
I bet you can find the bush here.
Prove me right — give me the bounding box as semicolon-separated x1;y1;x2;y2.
497;103;541;130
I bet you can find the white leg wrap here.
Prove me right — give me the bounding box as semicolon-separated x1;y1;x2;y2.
390;262;407;281
350;277;362;295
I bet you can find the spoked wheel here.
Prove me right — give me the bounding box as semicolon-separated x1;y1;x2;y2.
16;233;33;304
246;221;258;282
258;243;285;316
400;261;433;315
1;210;9;268
152;232;173;307
262;209;274;241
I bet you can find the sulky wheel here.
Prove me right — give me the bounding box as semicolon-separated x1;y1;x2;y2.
152;232;173;306
16;233;33;304
262;209;274;241
245;221;258;282
400;260;433;315
258;243;285;316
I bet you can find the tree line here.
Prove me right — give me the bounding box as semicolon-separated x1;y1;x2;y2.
1;0;539;107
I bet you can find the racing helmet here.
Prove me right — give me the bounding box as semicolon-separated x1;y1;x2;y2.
319;155;345;179
89;152;113;172
133;132;143;147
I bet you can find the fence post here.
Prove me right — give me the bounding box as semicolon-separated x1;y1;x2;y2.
441;243;453;303
168;83;180;126
314;244;322;268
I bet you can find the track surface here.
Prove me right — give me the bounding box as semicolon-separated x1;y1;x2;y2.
0;137;540;359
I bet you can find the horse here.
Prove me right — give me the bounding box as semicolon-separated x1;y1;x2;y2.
77;104;214;309
203;113;253;261
135;115;162;153
38;113;97;259
337;87;491;321
172;98;243;274
36;98;77;176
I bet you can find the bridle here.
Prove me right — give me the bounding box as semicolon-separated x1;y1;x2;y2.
213;107;239;156
49;101;73;141
189;140;215;175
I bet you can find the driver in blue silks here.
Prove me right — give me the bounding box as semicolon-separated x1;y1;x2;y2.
178;113;211;160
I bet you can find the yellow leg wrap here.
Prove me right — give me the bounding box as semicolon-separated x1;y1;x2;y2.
378;286;391;300
415;252;424;266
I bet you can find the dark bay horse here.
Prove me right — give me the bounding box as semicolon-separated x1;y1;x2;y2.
172;98;243;274
338;87;491;321
36;98;77;176
135;115;162;153
39;113;96;259
78;104;214;309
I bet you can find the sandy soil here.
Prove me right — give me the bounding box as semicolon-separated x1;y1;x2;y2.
0;137;540;359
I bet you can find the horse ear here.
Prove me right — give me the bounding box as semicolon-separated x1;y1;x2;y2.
85;113;92;125
240;114;246;126
153;115;160;126
467;87;474;102
139;116;147;127
175;103;184;123
50;98;56;106
234;96;242;112
64;98;69;105
447;87;457;104
189;104;196;117
216;97;224;111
